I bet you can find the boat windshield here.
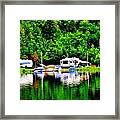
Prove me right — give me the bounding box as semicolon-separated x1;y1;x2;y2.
63;61;68;64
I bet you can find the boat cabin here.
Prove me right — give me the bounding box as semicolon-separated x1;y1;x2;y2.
60;57;91;68
20;60;33;68
79;61;91;67
60;57;80;68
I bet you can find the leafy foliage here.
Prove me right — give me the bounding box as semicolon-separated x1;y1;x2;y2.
20;20;100;65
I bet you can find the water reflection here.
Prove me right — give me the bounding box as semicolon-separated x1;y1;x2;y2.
60;72;89;86
20;74;33;86
20;71;100;100
34;72;90;86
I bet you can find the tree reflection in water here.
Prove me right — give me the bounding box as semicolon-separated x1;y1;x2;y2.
20;71;100;100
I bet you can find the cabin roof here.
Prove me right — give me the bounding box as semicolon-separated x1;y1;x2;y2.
80;61;90;63
60;57;80;61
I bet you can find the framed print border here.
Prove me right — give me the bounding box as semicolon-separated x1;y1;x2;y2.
0;0;119;119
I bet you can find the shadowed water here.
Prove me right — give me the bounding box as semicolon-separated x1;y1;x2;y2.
20;71;100;100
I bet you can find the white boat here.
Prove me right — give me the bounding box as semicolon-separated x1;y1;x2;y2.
60;57;79;68
20;59;33;67
60;57;91;68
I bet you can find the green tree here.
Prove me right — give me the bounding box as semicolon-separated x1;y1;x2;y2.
20;20;100;65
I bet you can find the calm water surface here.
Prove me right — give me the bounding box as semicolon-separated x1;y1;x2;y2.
20;71;100;100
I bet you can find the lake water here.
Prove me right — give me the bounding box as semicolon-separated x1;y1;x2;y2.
20;71;100;100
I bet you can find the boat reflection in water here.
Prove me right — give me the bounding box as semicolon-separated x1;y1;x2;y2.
20;74;33;86
20;71;100;100
60;72;89;87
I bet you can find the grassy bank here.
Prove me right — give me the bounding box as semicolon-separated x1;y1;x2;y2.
20;66;100;75
76;66;100;73
20;68;33;75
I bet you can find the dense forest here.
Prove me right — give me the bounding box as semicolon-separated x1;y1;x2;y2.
20;20;100;66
